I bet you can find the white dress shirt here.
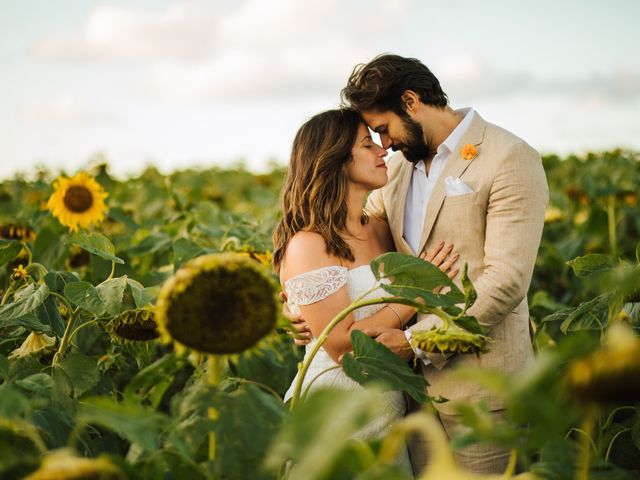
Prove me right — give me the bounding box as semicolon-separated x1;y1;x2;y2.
403;108;476;254
402;108;476;362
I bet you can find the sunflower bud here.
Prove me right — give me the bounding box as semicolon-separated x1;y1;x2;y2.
411;323;490;355
156;253;277;354
107;309;160;341
566;323;640;404
25;449;124;480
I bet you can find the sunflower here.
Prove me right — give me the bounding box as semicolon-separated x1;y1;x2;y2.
156;252;277;355
107;308;160;342
410;323;491;355
0;223;36;242
25;449;124;480
47;172;108;233
566;323;640;404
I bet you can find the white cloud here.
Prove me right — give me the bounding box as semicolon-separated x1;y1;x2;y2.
436;54;640;103
29;0;407;101
31;2;218;62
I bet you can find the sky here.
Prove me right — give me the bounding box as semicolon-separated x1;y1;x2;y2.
1;0;639;180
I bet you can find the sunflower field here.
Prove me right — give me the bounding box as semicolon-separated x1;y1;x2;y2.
0;150;639;479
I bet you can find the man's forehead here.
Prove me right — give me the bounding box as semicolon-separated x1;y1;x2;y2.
361;110;392;129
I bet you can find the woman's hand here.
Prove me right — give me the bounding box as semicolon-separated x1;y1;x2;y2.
280;291;312;346
420;241;459;279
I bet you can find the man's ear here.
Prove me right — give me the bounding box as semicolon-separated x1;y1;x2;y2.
401;90;420;113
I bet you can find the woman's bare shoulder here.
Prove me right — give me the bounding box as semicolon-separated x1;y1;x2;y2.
279;232;339;283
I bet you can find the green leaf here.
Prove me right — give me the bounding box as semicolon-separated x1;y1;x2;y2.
126;232;172;256
266;387;387;480
123;354;184;409
64;282;105;315
0;384;31;418
67;232;124;264
78;397;167;452
0;240;23;267
172;238;206;270
0;313;52;335
129;280;154;308
454;315;486;335
0;284;51;327
15;373;55;396
58;352;100;398
210;383;287;480
560;295;609;334
342;330;429;403
371;252;464;308
0;355;9;381
120;278;153;310
0;424;42;478
632;410;640;450
229;333;302;396
460;262;477;313
566;254;613;277
44;271;79;296
32;226;66;270
96;276;128;316
36;297;66;338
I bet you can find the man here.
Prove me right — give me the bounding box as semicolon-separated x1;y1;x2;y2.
290;54;548;474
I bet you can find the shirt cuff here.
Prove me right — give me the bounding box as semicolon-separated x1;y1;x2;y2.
404;329;431;366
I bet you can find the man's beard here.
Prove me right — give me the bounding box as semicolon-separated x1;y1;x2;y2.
393;116;434;164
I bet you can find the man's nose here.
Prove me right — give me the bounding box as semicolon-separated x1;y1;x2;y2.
379;133;392;149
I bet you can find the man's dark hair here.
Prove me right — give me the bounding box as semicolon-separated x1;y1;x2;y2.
341;54;448;115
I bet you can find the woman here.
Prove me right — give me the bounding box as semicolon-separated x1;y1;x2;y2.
272;109;457;452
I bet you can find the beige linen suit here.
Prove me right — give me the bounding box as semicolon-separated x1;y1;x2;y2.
366;112;548;473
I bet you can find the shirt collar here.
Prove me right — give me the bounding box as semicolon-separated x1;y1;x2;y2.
440;107;475;154
413;108;475;171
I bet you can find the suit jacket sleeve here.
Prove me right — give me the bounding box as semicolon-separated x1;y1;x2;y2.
408;141;547;369
365;188;388;222
467;141;548;327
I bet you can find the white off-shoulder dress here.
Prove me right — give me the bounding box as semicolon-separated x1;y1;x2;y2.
283;265;410;461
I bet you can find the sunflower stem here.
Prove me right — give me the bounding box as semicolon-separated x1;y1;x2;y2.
576;404;597;480
0;284;15;306
208;355;220;463
48;291;74;318
107;261;116;281
289;296;421;411
53;307;81;365
501;449;518;478
607;194;618;257
301;365;342;400
67;317;99;345
21;242;33;265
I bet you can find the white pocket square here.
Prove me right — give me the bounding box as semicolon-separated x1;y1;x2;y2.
444;176;474;196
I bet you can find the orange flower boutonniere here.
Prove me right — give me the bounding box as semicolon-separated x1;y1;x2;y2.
461;144;478;160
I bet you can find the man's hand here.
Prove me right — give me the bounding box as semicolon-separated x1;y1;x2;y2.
362;326;414;361
280;291;312;346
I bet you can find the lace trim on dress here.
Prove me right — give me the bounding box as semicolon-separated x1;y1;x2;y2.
285;266;348;308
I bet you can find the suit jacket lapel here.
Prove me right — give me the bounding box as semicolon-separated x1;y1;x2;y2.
389;158;414;254
417;113;487;254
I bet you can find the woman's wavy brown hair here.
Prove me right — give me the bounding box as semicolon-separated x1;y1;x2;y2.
272;109;365;272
